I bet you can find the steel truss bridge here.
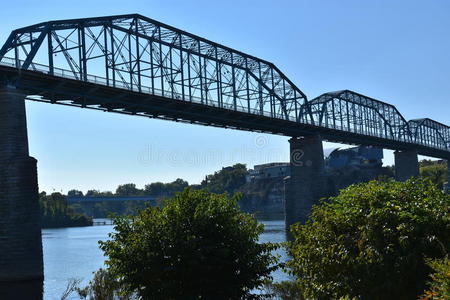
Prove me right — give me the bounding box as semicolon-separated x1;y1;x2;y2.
0;14;449;159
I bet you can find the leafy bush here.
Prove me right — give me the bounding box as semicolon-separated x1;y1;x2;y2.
77;269;135;300
264;280;305;300
39;192;92;228
99;189;278;299
420;161;448;189
286;179;450;300
421;256;450;300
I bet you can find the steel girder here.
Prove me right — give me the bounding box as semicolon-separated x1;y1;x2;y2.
302;90;449;151
408;118;450;150
302;90;411;140
0;14;307;122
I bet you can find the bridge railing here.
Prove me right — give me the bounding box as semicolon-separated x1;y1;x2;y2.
0;56;297;122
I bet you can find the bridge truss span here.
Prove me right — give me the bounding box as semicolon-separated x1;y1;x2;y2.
408;118;450;150
0;14;308;122
0;14;449;159
303;90;411;142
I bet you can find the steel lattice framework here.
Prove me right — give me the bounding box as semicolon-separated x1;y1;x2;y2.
0;14;307;121
0;14;449;158
303;90;411;141
408;118;450;150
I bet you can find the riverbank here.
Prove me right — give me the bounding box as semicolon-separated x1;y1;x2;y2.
40;192;93;228
41;214;93;228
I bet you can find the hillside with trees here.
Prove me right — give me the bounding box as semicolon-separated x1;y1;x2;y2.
420;159;448;189
40;192;92;228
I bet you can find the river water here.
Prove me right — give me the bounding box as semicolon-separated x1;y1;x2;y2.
42;218;289;299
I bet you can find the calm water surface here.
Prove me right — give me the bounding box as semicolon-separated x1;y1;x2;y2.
42;218;289;299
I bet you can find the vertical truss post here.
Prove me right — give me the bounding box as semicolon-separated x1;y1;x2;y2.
203;57;208;105
187;51;191;101
128;31;133;90
179;36;185;100
110;26;116;88
80;26;87;81
245;58;250;114
103;26;109;86
135;19;141;93
158;27;164;97
271;68;275;118
331;101;336;128
258;61;263;115
217;54;222;108
215;47;221;107
150;39;154;95
231;53;237;111
47;31;53;75
197;42;203;104
169;44;174;99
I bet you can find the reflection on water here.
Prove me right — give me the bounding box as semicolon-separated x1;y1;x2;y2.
42;218;289;300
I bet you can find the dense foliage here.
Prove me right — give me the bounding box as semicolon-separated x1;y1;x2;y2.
68;179;189;218
70;200;152;219
421;256;450;300
39;192;92;228
420;160;448;189
144;178;189;196
286;179;450;300
77;269;135;300
99;189;278;299
200;163;248;194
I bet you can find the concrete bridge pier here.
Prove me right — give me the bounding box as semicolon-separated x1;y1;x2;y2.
394;149;419;182
285;135;325;229
0;87;43;299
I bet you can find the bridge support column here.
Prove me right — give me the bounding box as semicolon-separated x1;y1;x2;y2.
285;135;325;229
0;87;43;299
394;149;419;182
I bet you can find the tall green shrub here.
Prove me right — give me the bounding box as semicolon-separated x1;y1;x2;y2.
286;179;450;300
99;189;278;299
421;256;450;300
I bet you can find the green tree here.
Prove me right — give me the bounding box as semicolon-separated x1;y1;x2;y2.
77;269;134;300
115;183;142;196
144;179;189;197
99;189;278;299
420;162;448;189
286;179;450;300
421;256;450;300
39;192;92;228
144;181;166;196
166;178;189;193
86;189;101;197
67;189;84;197
201;163;248;194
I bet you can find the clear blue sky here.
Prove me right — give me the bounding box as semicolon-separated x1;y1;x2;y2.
1;0;449;193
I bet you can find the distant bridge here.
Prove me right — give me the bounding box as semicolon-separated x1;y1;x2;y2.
67;195;157;204
0;14;449;296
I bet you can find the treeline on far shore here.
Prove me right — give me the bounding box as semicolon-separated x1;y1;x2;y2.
41;159;448;227
40;192;92;228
